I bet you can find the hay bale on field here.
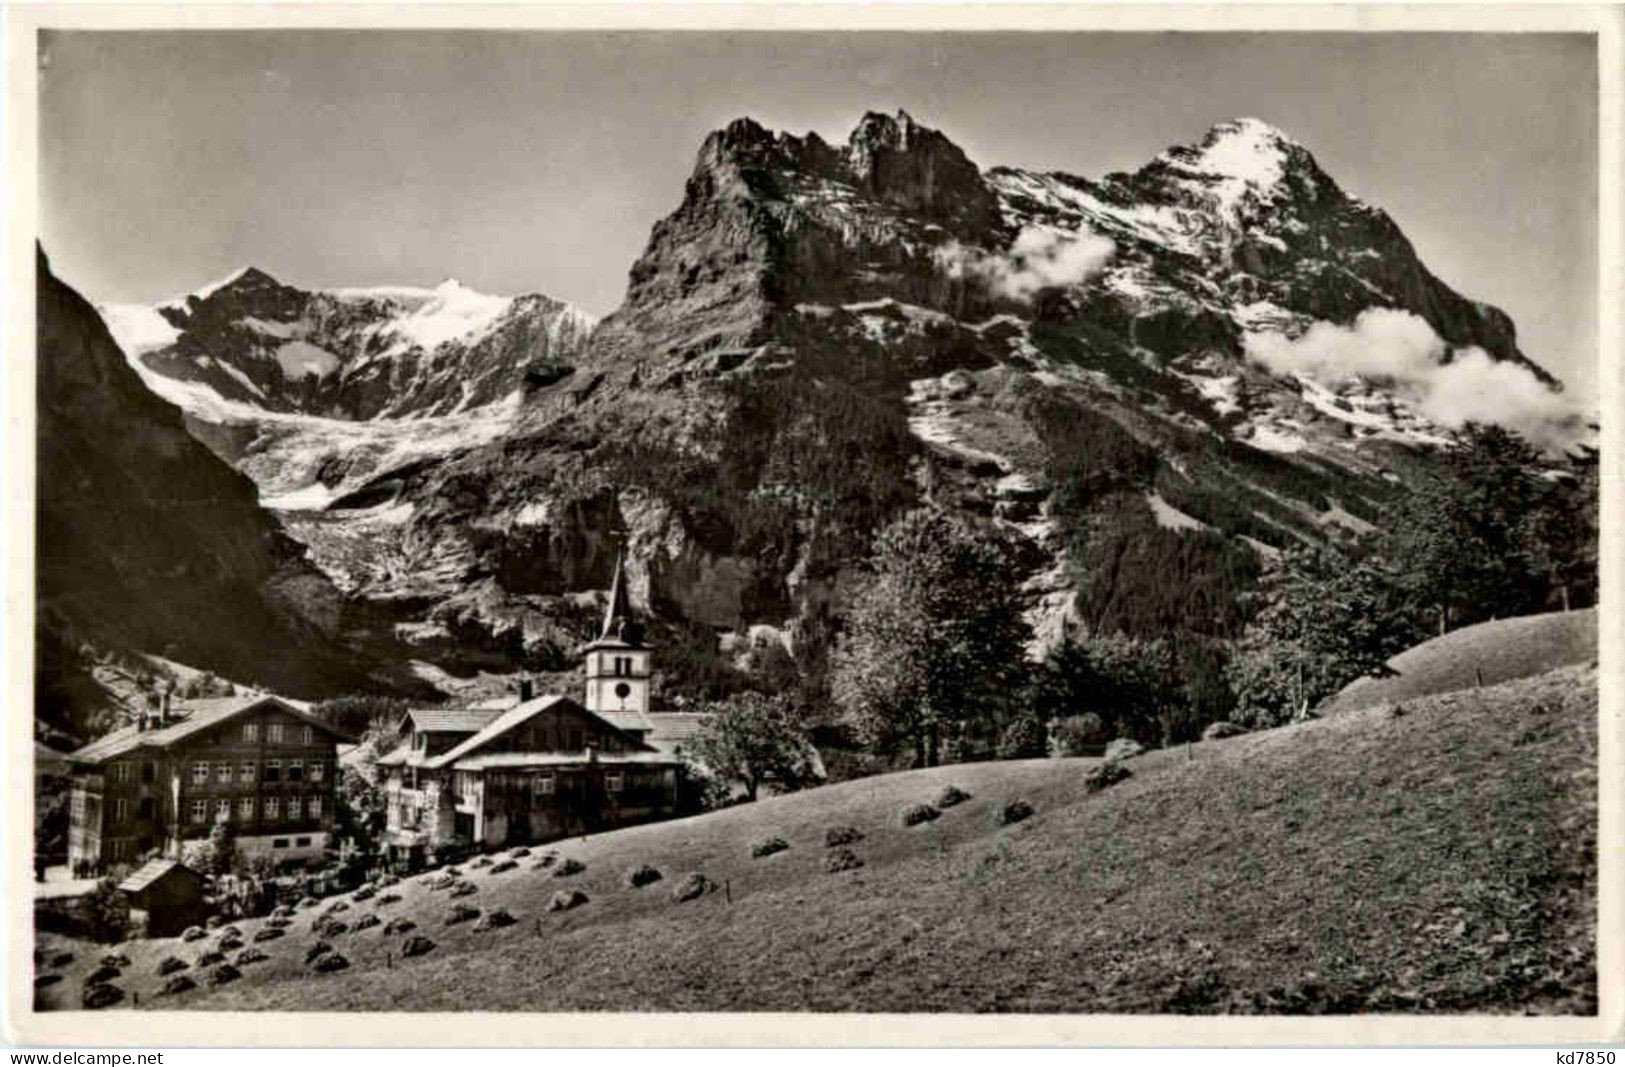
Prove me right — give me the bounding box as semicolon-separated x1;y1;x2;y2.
548;890;588;912
900;804;939;827
996;799;1035;826
751;836;790;858
160;975;196;996
936;785;972;808
824;848;864;873
673;873;714;902
824;826;864;848
626;864;662;888
401;936;435;958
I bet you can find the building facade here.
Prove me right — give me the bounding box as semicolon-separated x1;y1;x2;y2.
379;554;703;864
65;695;352;873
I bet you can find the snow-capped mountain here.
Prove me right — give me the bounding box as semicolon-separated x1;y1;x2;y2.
87;110;1587;695
100;268;597;420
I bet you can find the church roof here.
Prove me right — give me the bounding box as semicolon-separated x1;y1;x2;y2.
584;549;643;651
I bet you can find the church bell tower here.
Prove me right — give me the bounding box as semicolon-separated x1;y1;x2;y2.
582;550;651;716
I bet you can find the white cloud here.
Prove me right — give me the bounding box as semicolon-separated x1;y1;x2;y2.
936;226;1115;302
1243;308;1588;452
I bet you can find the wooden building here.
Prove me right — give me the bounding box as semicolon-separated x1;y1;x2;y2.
378;554;701;865
117;858;207;937
65;694;353;873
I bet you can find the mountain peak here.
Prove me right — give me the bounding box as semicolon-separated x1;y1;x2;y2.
194;266;278;300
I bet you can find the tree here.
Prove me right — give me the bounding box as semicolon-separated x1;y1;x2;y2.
84;869;132;942
182;818;240;878
334;725;389;862
1225;545;1422;727
311;694;409;740
831;508;1032;765
683;691;817;802
1030;631;1186;746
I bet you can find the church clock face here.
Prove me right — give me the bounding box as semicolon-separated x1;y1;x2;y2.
614;682;632;700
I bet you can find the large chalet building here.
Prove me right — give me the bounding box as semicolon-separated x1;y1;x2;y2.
65;694;353;873
379;555;705;864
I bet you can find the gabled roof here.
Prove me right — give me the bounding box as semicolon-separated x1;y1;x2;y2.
644;712;713;758
597;709;655;735
69;695;354;764
422;693;654;770
449;750;678;771
118;858;202;894
401;708;505;734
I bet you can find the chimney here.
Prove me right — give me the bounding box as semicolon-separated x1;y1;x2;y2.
160;690;172;725
519;678;535;702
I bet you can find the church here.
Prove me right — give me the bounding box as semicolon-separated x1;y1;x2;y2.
377;554;703;865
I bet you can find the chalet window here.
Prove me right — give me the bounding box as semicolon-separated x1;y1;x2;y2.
138;797;154;820
215;799;231;823
264;759;281;783
243;723;258;743
114;798;128;823
605;773;624;794
264;797;279;820
112;763;130;784
214;761;232;784
190;800;207;823
238;797;254;820
308;796;322;818
191;762;209;786
295;836;311;847
538;775;555;796
288;796;303;820
288;758;304;783
302;725;314;745
310;761;325;783
267;723;284;744
273;838;289;849
141;761;156;784
240;761;256;782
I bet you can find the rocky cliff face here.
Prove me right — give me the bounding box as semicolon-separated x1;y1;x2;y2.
95;113;1575;702
35;247;413;734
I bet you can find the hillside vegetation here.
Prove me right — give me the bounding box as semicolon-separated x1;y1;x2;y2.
1322;608;1597;715
36;664;1595;1014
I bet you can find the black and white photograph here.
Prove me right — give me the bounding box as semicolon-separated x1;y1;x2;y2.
6;3;1618;1044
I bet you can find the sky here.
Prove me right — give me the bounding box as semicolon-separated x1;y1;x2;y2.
38;31;1599;399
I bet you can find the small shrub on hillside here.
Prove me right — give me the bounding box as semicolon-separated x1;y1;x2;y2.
901;804;939;827
85;964;120;984
377;893;402;906
474;907;517;931
626;864;662;888
352;913;381;932
401;935;436;958
825;826;865;848
996;800;1035;826
1085;762;1133;793
312;953;349;974
79;980;121;1006
824;848;864;873
180;926;206;942
553;858;586;878
160;975;196;996
1201;721;1246;741
81;983;123;1009
208;963;242;986
449;881;478;898
1104;738;1145;763
751;836;790;858
444;904;480;926
997;716;1049;760
303;941;333;964
157;956;188;976
673;873;715;902
533;853;558;870
194;950;224;968
509;847;531;859
383;918;416;936
218;935;243;952
548;890;588;912
234;948;268;966
490;860;518;875
936;785;972;808
314;918;348;938
252;927;284;943
1050;713;1109;757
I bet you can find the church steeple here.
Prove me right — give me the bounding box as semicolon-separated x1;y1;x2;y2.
599;549;634;643
582;547;652;717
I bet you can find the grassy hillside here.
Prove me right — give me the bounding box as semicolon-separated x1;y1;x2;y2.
35;664;1595;1014
1323;609;1597;716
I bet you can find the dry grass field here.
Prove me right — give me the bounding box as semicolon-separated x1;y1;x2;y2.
35;663;1596;1014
